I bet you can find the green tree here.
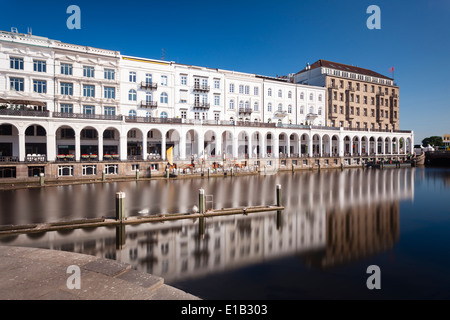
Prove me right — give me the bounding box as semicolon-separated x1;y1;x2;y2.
422;136;444;147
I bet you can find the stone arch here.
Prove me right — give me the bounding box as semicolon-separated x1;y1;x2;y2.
0;122;20;159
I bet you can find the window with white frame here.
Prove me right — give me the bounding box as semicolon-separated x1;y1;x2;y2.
239;85;244;94
61;63;72;75
181;75;187;85
278;89;282;98
104;69;115;80
104;87;115;99
60;82;73;95
254;87;259;96
161;75;168;86
83;66;95;78
268;88;272;96
245;85;250;95
10;77;24;91
288;105;292;113
254;101;259;111
229;83;234;93
160;92;168;104
82;165;97;176
104;106;116;115
33;60;47;73
128;89;137;101
288;91;292;99
128;110;137;117
160;111;168;118
105;164;118;175
229;99;234;110
214;79;220;89
10;57;24;70
58;165;73;177
268;103;272;112
83;84;95;97
60;104;73;113
129;71;136;82
83;105;95;114
33;80;47;93
214;94;220;106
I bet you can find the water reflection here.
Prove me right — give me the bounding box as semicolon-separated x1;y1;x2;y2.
0;168;414;284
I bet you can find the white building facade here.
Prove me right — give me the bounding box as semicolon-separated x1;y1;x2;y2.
0;30;414;179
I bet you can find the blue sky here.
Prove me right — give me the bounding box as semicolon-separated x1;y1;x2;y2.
1;0;449;143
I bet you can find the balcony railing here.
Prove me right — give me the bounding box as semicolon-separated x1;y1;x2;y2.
0;109;50;117
238;107;253;114
193;101;210;109
53;112;122;121
140;101;158;108
125;116;183;124
140;81;158;90
275;110;288;117
193;84;210;92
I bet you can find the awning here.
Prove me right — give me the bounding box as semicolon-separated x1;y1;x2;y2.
8;100;47;107
0;98;9;104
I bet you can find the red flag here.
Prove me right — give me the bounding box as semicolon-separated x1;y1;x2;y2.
389;66;394;73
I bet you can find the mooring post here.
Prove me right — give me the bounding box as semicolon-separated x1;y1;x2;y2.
230;167;233;177
318;163;321;172
292;164;294;173
135;168;139;180
340;162;344;171
116;192;126;221
39;173;45;186
102;169;106;182
199;188;205;214
207;167;210;178
199;216;205;239
166;168;169;179
276;184;282;207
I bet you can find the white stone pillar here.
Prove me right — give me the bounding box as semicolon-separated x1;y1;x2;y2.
75;132;81;161
119;134;127;161
161;133;167;161
142;133;147;160
274;135;279;158
179;132;186;160
98;132;103;161
46;133;56;162
308;135;313;157
18;132;25;162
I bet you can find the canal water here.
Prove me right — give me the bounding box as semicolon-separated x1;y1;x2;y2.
1;167;450;299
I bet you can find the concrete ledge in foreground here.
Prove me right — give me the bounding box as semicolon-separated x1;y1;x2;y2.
0;246;200;300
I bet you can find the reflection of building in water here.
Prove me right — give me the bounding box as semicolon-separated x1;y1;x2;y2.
0;169;413;282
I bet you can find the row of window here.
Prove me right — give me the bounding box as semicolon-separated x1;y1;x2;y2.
330;120;394;131
330;105;398;119
330;79;397;95
332;91;398;107
10;57;117;80
323;68;393;86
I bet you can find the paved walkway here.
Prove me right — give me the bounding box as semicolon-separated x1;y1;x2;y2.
0;246;200;300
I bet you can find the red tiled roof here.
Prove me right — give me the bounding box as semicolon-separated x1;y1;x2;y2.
296;59;393;80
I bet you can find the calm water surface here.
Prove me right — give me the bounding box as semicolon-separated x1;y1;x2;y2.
1;167;450;299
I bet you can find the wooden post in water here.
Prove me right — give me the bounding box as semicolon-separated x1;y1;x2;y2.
199;188;205;214
276;184;282;207
135;168;139;180
199;216;205;239
116;225;126;249
39;173;45;186
276;184;282;230
116;192;126;221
